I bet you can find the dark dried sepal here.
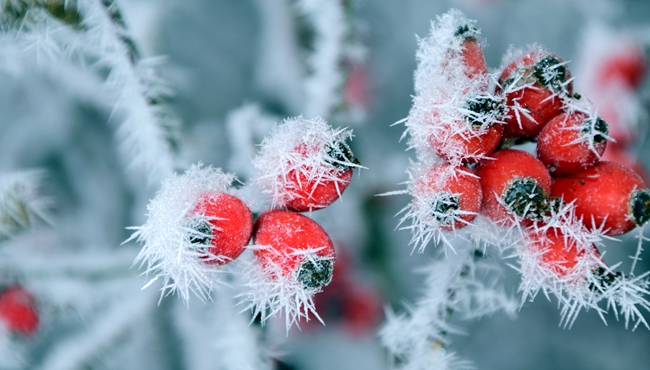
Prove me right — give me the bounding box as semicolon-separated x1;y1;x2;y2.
297;258;333;290
503;177;550;220
324;140;359;170
630;189;650;226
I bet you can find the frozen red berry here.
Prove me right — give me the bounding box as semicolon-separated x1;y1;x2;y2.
0;286;39;337
602;144;649;184
476;149;552;223
253;210;335;290
188;191;253;264
551;161;650;235
498;48;572;139
428;94;505;162
537;111;609;176
284;141;357;212
413;164;482;230
455;24;488;80
527;228;593;277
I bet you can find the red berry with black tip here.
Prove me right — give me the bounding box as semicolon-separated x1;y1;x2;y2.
253;210;335;290
455;24;488;80
414;164;482;230
476;149;552;223
537;111;609;176
188;191;253;265
429;94;505;162
285;141;358;212
498;48;572;139
0;286;39;337
551;161;650;235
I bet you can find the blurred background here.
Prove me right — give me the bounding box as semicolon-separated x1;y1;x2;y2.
1;0;650;369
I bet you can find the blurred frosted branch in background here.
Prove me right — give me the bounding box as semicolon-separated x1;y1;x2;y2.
0;171;49;241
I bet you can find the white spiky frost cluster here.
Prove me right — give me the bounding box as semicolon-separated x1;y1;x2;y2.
380;245;517;370
128;165;240;302
239;244;333;331
253;116;360;209
403;9;497;165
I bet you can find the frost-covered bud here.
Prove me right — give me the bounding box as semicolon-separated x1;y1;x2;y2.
252;116;360;212
129;165;251;302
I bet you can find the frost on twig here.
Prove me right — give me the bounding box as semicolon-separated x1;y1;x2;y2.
252;116;362;210
128;165;241;303
0;0;177;182
238;245;334;331
380;245;515;370
0;171;50;242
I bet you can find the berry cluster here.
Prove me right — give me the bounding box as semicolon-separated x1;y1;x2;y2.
131;116;359;328
400;9;650;316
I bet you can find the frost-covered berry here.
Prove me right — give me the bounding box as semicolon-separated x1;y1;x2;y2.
0;286;38;337
413;164;482;231
253;117;360;212
551;161;650;235
598;45;647;89
527;228;592;278
498;46;572;139
537;111;609;176
253;210;335;288
428;94;505;162
476;149;552;223
187;191;253;265
243;210;335;329
455;23;488;80
129;165;245;302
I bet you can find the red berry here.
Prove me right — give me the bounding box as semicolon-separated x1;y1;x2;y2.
537;111;609;176
551;161;650;235
598;45;646;89
428;94;505;162
527;228;595;277
498;49;572;139
0;286;39;336
476;149;552;223
456;25;488;80
188;192;253;264
284;141;357;212
413;164;482;230
253;210;335;289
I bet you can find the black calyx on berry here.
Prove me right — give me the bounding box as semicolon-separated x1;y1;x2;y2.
455;24;478;40
533;56;568;93
503;177;550;219
297;258;334;290
630;189;650;226
581;117;609;144
188;219;213;246
324;140;359;170
464;94;506;128
589;267;624;292
431;193;461;225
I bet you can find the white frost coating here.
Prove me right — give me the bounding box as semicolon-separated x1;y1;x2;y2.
128;165;239;302
380;245;515;370
0;1;176;183
296;0;347;118
0;171;50;241
239;245;333;331
35;290;155;370
252;116;361;210
403;9;497;165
